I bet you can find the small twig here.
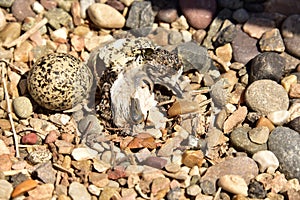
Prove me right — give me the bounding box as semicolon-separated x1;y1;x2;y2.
3;18;48;48
1;62;20;158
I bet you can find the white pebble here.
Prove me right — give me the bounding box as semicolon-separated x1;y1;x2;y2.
252;150;279;173
267;110;290;125
32;1;45;13
218;175;248;196
71;147;97;161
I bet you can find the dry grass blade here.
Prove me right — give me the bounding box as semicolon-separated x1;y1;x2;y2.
1;60;20;158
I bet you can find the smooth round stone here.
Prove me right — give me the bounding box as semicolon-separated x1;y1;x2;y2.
218;175;248;196
248;126;269;144
13;96;33;118
245;80;289;115
88;3;125;29
249;52;286;83
230;127;267;155
179;0;217;29
252;150;279;173
267;110;290;126
281;14;300;58
268;127;300;179
232;8;249;23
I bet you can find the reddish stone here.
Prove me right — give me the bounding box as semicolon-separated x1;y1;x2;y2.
179;0;217;29
107;166;126;180
21;133;38;145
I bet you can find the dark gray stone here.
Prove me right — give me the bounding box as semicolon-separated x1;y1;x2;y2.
232;26;259;64
126;1;155;29
288;117;300;133
214;24;237;47
230;127;267;155
217;0;243;9
249;52;286;83
232;8;250;23
281;15;300;58
268;127;300;180
174;42;213;73
202;8;232;49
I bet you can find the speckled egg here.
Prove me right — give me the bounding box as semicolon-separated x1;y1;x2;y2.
27;53;93;111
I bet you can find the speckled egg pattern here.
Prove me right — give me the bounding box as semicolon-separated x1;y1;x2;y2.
27;53;93;111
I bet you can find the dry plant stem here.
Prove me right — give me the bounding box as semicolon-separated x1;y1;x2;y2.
3;18;48;48
1;62;20;158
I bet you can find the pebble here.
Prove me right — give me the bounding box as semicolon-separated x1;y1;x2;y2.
55;140;74;154
125;1;154;29
14;40;34;62
21;133;38;145
11;179;38;198
289;83;300;98
248;126;269;144
44;8;73;29
99;187;119;200
0;180;13;200
186;184;201;196
259;28;285;52
216;43;232;64
0;154;12;171
12;96;33;118
218;175;248;196
267;110;290;126
248;179;267;199
0;22;21;45
232;8;249;23
214;24;237;47
281;74;297;92
11;0;35;21
156;0;178;23
182;150;204;168
171;15;189;30
223;106;247;134
243;17;276;39
265;0;300;15
288;117;300;133
71;147;97;161
49;114;71;126
32;1;44;14
0;139;10;155
0;119;10;131
230;127;267;155
245;80;289;115
142;156;168;169
50;27;68;43
252;150;279;173
151;177;170;197
0;9;6;31
200;156;258;194
157;136;183;157
78;114;103;135
232;26;259;64
69;182;91;200
27;148;52;164
34;161;57;184
28;184;54;199
249;52;286;83
168;30;182;45
268;127;300;179
179;0;217;29
0;0;14;7
175;41;212;73
281;14;300;58
256;116;275;132
89;172;109;188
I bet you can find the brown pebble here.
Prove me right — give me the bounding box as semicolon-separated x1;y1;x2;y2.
289;83;300;98
168;100;199;117
182;150;204;168
11;179;38;198
256;117;275;132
